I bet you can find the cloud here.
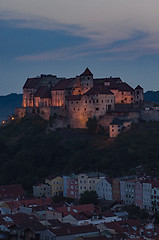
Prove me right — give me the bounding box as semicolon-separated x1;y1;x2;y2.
2;0;159;60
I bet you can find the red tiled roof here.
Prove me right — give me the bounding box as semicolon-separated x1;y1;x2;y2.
102;211;115;217
0;184;25;201
0;213;37;227
71;212;89;221
52;224;98;236
105;177;113;185
80;68;93;76
19;197;52;207
110;82;134;92
56;204;95;217
5;200;21;210
23;78;41;89
82;236;108;240
65;95;81;101
34;86;51;99
52;78;73;90
104;222;123;233
94;77;122;86
16;219;47;232
119;219;143;228
84;85;113;95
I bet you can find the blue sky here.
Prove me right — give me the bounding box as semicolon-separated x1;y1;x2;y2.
1;0;159;95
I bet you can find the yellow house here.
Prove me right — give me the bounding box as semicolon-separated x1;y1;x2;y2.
45;175;63;197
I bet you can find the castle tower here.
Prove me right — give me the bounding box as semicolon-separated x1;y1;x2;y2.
134;85;144;103
80;68;93;95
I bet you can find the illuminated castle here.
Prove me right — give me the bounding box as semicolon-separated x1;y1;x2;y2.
19;68;144;128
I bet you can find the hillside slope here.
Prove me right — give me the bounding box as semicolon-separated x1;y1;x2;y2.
144;91;159;103
0;93;23;123
0;117;159;191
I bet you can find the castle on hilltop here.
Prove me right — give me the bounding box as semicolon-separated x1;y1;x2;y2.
16;68;144;129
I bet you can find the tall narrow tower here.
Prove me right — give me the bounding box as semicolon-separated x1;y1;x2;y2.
80;68;93;95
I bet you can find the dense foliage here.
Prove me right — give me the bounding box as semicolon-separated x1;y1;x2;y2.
0;116;159;193
79;190;99;205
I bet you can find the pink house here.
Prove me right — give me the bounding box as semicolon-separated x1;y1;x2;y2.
67;176;79;199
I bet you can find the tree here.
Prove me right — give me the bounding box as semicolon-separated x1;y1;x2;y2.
86;116;98;134
79;190;99;205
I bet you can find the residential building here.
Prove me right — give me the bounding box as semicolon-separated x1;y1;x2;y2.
95;178;113;200
33;183;52;198
78;172;105;196
112;178;121;201
109;118;132;138
45;176;63;197
66;175;78;199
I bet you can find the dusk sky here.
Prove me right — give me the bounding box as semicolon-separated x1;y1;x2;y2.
1;0;159;95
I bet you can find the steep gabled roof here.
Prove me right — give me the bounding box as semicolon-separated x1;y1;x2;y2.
34;86;47;97
65;95;81;101
94;77;122;86
82;236;107;240
52;224;98;236
111;82;134;92
110;118;123;125
52;78;73;90
80;68;93;76
135;85;143;90
84;85;113;95
34;86;51;99
23;78;41;89
56;204;95;217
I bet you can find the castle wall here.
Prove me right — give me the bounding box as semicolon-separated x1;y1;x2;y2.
111;90;134;104
51;90;66;107
67;94;115;128
23;89;36;107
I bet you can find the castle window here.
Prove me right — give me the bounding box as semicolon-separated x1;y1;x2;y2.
88;77;90;80
89;100;91;103
131;98;133;100
87;83;89;86
122;92;124;95
84;108;86;111
93;100;95;103
85;100;87;103
96;100;98;103
73;108;75;110
78;109;79;111
112;129;114;132
107;100;109;103
76;101;78;104
96;108;99;111
125;98;127;101
137;91;139;94
71;102;73;104
102;100;103;103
